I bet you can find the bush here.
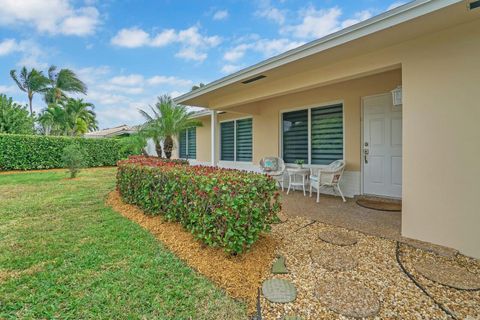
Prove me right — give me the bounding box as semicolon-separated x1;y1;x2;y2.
62;144;86;178
117;156;281;254
0;133;138;171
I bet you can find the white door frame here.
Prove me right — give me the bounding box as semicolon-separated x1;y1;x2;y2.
360;92;402;198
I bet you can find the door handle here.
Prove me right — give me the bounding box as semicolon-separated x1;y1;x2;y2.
364;148;369;164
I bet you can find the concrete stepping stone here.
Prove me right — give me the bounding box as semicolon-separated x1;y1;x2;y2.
262;279;297;303
272;256;289;274
316;278;380;318
415;259;480;290
318;230;357;246
311;248;357;271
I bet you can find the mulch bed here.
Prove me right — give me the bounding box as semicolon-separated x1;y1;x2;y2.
106;191;278;314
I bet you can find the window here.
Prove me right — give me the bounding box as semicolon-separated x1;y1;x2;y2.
179;128;196;159
220;118;252;162
282;104;343;165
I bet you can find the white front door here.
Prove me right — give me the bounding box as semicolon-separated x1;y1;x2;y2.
362;93;402;198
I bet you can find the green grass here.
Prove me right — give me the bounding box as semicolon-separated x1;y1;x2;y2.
0;168;246;320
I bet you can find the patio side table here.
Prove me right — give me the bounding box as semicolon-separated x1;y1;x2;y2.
286;167;310;196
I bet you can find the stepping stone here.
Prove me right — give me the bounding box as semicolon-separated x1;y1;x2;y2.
262;279;297;303
316;278;380;318
311;248;357;272
415;259;480;290
318;230;357;246
272;256;289;274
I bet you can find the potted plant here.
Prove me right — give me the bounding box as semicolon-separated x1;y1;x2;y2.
294;159;305;169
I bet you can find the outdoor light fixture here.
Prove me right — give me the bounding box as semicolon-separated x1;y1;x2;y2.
469;0;480;10
391;85;403;106
242;75;266;84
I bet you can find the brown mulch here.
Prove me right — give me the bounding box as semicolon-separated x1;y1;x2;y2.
106;191;278;313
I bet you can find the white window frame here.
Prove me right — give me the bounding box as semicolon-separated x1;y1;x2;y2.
219;116;253;164
279;100;345;168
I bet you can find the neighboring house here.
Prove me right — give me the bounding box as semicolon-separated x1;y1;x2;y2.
84;124;137;139
174;0;480;258
84;124;157;156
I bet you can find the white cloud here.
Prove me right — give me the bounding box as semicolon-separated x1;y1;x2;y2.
223;38;304;65
111;26;221;62
110;74;144;86
256;7;286;25
387;1;407;10
110;28;150;48
221;64;243;74
0;85;19;94
147;76;192;87
281;6;373;39
0;0;100;36
0;39;20;56
213;10;229;21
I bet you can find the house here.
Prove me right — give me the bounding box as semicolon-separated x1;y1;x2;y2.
84;124;137;139
174;0;480;258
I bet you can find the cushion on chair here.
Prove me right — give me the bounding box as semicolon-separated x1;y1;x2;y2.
263;158;278;172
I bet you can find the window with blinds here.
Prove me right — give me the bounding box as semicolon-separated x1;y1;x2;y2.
221;118;252;162
311;104;343;164
282;110;308;164
178;128;196;159
282;104;343;165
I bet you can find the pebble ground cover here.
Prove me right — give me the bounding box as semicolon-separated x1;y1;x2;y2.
0;168;246;319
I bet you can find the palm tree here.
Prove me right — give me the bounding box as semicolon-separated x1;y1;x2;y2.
10;67;50;116
37;104;68;136
44;66;87;104
139;95;202;159
63;98;98;135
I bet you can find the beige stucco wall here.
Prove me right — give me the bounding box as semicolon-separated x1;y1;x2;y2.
192;18;480;257
401;19;480;258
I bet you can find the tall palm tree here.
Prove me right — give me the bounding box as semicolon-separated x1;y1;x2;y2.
139;95;202;159
10;67;50;116
44;66;87;104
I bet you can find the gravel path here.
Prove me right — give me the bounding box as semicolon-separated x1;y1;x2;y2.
262;215;480;319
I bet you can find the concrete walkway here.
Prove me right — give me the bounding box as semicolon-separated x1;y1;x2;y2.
281;191;402;240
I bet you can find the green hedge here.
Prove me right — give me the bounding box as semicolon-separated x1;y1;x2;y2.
116;156;281;254
0;133;135;170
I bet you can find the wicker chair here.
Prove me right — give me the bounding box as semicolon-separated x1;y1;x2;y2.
260;157;286;191
309;160;346;203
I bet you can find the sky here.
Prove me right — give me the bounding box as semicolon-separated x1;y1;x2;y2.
0;0;407;129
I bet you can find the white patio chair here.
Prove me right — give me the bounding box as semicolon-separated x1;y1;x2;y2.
260;157;286;191
309;160;346;203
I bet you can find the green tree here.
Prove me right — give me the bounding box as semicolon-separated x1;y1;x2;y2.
191;83;205;91
139;95;202;159
0;94;34;134
10;67;50;116
44;66;87;104
62;144;86;178
37;98;97;136
118;133;148;157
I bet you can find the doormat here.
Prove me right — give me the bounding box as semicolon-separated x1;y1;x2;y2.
356;197;402;212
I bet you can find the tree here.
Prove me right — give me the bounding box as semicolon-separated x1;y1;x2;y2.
118;133;148;157
0;94;34;134
44;66;87;104
62;144;86;178
10;67;50;116
139;95;202;159
37;98;97;136
191;83;205;91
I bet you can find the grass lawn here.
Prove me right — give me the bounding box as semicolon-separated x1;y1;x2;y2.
0;168;246;319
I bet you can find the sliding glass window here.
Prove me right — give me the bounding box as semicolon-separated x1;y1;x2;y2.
179;127;196;159
220;118;252;162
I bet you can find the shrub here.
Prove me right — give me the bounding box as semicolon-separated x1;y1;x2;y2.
116;156;281;254
62;144;86;178
0;133;138;171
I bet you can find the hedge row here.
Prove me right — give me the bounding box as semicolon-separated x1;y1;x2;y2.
0;133;135;170
116;156;281;254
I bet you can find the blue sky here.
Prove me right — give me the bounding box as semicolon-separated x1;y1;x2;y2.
0;0;406;129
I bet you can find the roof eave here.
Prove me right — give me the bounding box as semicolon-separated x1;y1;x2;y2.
174;0;460;106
